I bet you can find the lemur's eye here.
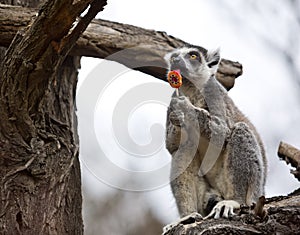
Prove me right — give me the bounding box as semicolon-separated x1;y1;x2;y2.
190;54;198;60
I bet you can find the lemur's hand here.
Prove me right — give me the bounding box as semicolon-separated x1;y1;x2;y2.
170;96;194;113
170;96;211;130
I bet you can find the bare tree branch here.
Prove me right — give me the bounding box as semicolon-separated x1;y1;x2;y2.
278;141;300;181
0;4;242;90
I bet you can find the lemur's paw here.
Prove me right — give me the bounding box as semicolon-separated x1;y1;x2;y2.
162;212;202;234
171;96;194;113
204;200;240;219
169;110;185;126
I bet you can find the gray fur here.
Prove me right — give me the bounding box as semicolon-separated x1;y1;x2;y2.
164;47;267;219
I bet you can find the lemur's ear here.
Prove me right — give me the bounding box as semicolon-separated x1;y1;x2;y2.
206;49;220;71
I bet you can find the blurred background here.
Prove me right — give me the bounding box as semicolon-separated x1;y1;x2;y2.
76;0;300;234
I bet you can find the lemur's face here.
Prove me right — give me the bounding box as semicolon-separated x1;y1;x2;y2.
164;47;220;86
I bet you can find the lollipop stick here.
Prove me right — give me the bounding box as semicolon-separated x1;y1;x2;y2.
176;88;179;96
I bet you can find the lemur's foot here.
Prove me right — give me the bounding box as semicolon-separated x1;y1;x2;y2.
204;200;240;219
162;212;202;234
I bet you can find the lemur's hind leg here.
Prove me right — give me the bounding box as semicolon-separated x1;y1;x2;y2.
205;122;264;219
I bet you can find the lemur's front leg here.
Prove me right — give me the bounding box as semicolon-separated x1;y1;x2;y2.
171;96;230;147
167;97;226;209
164;96;205;233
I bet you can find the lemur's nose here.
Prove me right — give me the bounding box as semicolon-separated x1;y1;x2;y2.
170;56;185;71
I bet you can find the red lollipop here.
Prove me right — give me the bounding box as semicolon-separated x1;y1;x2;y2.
167;70;182;88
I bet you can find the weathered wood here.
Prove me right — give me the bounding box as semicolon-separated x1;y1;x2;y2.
278;141;300;181
0;4;242;90
0;0;106;234
253;196;267;218
164;195;300;235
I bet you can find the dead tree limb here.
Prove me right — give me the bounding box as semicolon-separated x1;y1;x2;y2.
278;141;300;181
0;4;242;90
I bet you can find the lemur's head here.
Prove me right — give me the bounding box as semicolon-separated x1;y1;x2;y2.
164;45;220;87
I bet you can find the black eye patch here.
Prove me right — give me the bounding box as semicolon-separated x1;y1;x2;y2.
189;51;200;57
186;51;201;62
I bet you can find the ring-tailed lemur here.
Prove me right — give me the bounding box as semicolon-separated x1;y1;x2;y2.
164;45;267;227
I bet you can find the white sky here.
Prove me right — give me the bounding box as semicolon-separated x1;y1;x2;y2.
78;0;300;223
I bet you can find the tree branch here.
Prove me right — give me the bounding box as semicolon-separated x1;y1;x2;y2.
0;1;107;144
278;141;300;181
0;4;242;90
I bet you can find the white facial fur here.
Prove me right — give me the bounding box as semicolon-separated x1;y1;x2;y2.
164;47;220;88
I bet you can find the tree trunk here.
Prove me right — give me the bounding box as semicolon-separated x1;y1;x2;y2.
0;55;83;235
0;0;106;234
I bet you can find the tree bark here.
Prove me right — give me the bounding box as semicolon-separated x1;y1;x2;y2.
0;4;242;91
0;0;106;234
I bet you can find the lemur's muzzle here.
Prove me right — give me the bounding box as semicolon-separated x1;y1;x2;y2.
170;56;187;74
